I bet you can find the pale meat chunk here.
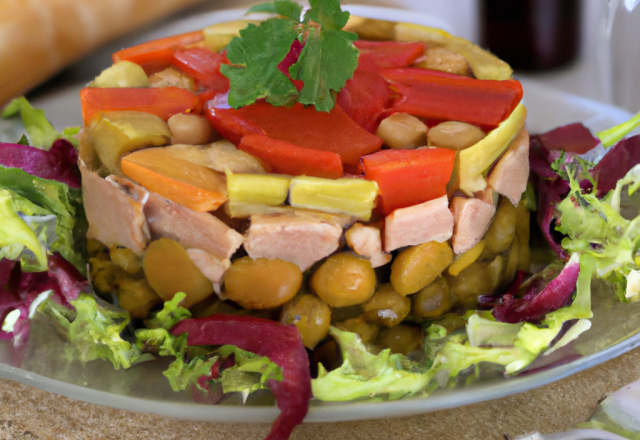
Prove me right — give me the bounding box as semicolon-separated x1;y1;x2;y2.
245;211;344;271
488;129;530;206
81;167;149;255
345;223;391;268
384;195;454;252
450;197;496;254
186;248;228;295
144;193;243;261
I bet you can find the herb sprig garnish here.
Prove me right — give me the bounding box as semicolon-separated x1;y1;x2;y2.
220;0;359;112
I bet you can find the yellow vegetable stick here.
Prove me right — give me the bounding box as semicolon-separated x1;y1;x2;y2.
448;240;485;276
459;103;527;195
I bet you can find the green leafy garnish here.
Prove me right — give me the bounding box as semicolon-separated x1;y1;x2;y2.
551;150;595;184
1;97;79;148
222;0;359;112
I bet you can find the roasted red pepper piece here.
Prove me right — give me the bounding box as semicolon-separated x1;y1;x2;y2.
171;314;311;440
336;70;390;133
492;258;580;323
80;87;198;125
112;30;204;74
354;40;425;71
362;148;456;215
537;123;599;155
205;106;265;145
380;68;523;131
238;134;343;179
171;47;230;94
206;102;383;165
0;140;79;189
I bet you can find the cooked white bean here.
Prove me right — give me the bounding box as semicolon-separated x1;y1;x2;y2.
376;113;428;150
168;113;215;145
428;121;486;151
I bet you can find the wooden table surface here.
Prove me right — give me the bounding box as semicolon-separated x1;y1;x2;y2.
0;347;638;440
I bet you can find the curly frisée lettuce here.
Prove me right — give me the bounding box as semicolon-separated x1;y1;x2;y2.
556;163;640;299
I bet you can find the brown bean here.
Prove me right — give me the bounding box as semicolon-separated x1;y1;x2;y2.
484;196;517;254
143;238;213;308
446;262;493;309
168;113;215;145
362;283;411;328
390;241;453;295
281;294;332;349
428;121;486;151
334;316;380;344
224;257;302;309
311;253;377;308
412;276;453;319
376;324;423;355
376;113;428;150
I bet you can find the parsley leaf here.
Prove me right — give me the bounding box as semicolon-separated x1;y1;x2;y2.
290;26;358;112
305;0;350;31
247;0;303;22
220;18;299;108
551;150;595;185
223;0;359;112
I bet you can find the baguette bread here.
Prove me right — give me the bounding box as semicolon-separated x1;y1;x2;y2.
0;0;205;106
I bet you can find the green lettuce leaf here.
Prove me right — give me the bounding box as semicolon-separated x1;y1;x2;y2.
312;327;433;401
38;293;149;369
597;110;640;148
0;165;86;272
217;345;283;399
247;0;303;21
1;97;79;148
0;188;48;270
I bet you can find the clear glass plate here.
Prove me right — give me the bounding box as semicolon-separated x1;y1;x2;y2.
0;5;636;425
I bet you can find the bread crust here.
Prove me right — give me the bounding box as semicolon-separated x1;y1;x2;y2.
0;0;203;105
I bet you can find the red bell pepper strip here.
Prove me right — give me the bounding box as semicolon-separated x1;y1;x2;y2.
171;47;230;94
112;30;204;74
354;40;425;72
336;69;390;133
380;68;523;131
0;140;80;189
205;106;265;145
537;122;599;155
238;134;343;179
171;314;311;440
206;102;383;165
362;148;456;215
80;87;198;126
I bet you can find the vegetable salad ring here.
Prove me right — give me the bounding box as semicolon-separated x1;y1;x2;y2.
4;1;640;440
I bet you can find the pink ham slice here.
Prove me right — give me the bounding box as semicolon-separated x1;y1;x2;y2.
244;211;344;271
186;248;228;295
487;129;530;206
81;167;149;255
345;223;391;268
450;196;496;254
384;195;454;252
144;193;243;261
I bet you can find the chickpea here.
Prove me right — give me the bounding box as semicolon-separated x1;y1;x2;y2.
515;199;530;245
280;295;331;349
117;277;161;319
427;121;486;151
149;66;195;91
310;253;377;308
224;257;302;309
418;47;474;77
376;113;428;150
89;258;123;294
87;239;109;260
484;196;517;255
143;238;213;308
110;247;142;274
412;276;453;319
168;113;215;145
376;325;423;355
362;284;411;328
390;241;453;295
446;262;493;309
334;316;380;344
